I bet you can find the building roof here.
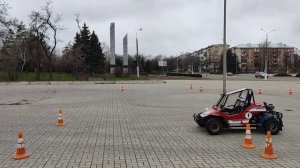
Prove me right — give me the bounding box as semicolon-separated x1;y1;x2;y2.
234;43;260;48
234;43;294;49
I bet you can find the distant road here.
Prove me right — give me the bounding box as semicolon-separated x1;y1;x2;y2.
205;74;300;81
148;73;300;82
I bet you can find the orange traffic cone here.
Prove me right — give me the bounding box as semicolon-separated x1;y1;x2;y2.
288;87;293;95
190;83;193;90
199;85;204;92
12;131;30;160
241;123;256;149
261;131;277;159
120;85;125;92
56;109;64;126
258;87;262;95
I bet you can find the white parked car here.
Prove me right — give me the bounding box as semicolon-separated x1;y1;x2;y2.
255;72;268;78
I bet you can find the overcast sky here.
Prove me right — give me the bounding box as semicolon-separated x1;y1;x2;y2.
7;0;300;56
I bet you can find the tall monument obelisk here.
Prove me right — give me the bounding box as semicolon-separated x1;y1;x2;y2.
110;22;115;74
123;34;128;74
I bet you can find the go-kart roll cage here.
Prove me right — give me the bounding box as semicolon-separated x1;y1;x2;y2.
214;88;255;109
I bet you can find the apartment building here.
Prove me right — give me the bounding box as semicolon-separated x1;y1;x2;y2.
178;43;297;74
187;44;229;73
232;43;296;73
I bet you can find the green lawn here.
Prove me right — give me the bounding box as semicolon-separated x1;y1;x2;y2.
0;72;148;81
0;72;76;81
105;75;147;81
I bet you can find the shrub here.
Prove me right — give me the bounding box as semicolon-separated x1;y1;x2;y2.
167;73;202;78
274;73;292;77
167;73;182;76
114;67;123;77
189;74;203;77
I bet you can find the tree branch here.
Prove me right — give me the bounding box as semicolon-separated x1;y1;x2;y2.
75;13;81;31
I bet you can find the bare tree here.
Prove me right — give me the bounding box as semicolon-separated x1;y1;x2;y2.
75;13;81;31
29;1;63;80
19;39;29;72
0;0;9;39
12;22;31;72
0;1;20;41
0;1;14;43
0;29;19;80
72;45;85;79
0;1;27;80
61;42;84;79
40;2;63;80
29;10;46;80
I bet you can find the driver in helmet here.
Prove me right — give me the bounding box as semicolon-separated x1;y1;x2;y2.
235;97;245;113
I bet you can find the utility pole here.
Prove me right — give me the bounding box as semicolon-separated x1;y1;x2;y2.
260;28;276;80
176;56;179;71
236;53;238;74
222;0;227;95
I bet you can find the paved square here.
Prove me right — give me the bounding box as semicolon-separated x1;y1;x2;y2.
0;80;300;168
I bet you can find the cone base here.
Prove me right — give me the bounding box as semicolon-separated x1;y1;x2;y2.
241;144;256;149
261;153;277;160
13;153;30;160
56;122;64;126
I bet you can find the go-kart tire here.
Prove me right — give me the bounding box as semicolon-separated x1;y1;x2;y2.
198;123;205;127
205;118;223;135
196;120;205;127
264;118;280;135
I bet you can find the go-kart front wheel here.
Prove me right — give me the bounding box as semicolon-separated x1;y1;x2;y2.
206;118;223;135
264;118;280;135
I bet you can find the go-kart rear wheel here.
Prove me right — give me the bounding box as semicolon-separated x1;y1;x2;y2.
264;118;280;135
206;118;223;135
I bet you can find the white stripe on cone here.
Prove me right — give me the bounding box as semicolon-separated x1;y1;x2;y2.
245;135;251;139
18;138;23;144
17;143;23;148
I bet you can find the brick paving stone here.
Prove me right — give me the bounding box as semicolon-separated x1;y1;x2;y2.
0;80;300;168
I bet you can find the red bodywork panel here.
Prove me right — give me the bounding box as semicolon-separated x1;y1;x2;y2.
203;104;267;127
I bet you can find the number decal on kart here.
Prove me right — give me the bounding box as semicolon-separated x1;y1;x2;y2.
245;112;252;119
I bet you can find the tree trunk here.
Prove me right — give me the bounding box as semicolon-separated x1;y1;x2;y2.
36;53;40;81
49;58;53;80
36;62;40;81
21;61;26;72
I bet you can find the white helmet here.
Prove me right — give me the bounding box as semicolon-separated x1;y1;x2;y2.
237;97;245;106
238;97;245;101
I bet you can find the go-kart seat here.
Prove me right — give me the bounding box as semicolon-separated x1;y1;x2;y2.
243;94;252;109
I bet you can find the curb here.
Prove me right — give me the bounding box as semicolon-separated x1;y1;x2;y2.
0;80;166;85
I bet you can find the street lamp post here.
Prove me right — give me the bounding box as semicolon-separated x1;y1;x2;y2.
136;28;142;78
176;56;179;71
260;28;276;80
222;0;227;95
236;54;238;74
